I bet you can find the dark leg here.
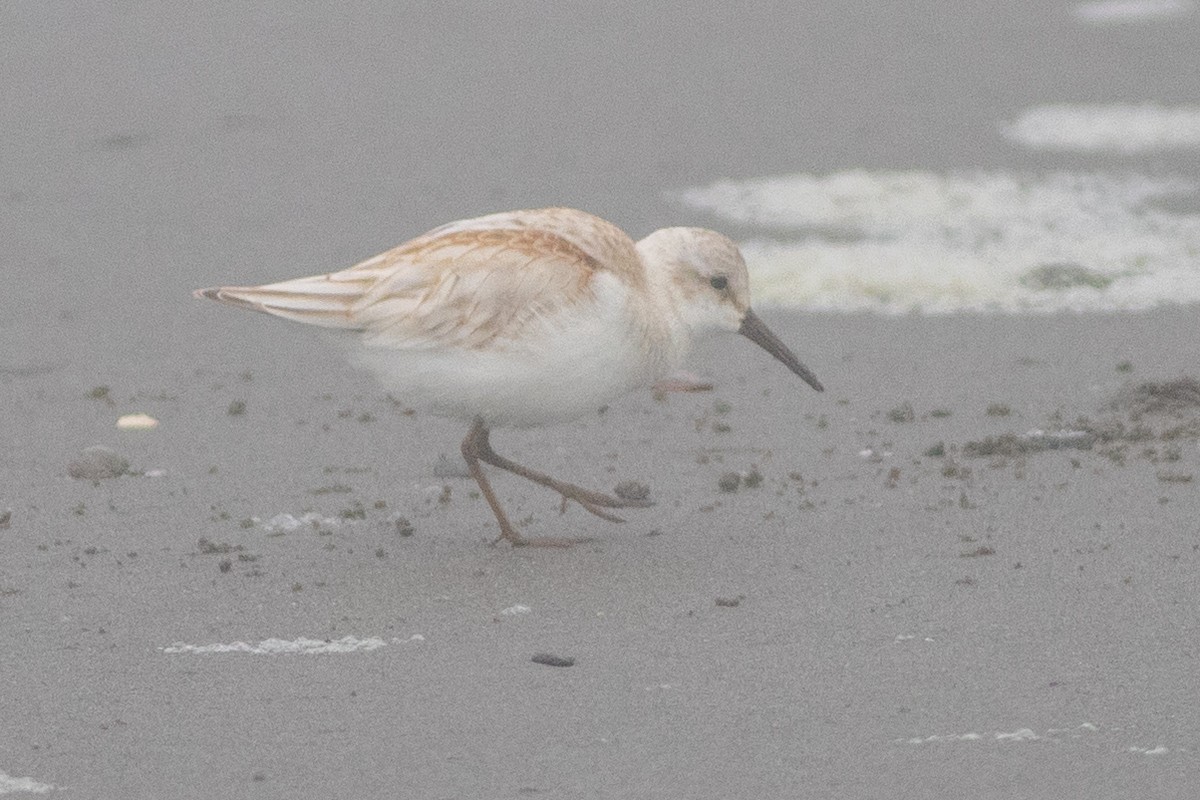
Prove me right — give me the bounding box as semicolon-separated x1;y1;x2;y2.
462;419;528;546
469;425;653;519
460;418;650;547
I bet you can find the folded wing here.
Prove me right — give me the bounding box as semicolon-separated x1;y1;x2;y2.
195;208;640;351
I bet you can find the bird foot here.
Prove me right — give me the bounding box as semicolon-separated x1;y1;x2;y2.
652;371;715;395
552;483;653;522
491;530;597;548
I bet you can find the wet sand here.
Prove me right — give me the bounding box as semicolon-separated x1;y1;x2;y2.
4;1;1200;797
4;309;1200;797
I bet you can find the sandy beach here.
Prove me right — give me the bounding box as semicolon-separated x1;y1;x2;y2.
5;309;1199;797
3;1;1200;797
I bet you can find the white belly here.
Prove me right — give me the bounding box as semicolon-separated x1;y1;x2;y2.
350;275;681;427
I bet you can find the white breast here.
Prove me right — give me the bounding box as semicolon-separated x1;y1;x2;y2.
350;273;682;427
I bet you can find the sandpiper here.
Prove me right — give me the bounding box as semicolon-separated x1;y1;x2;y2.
196;207;823;546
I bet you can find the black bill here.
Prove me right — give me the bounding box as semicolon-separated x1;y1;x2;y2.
738;309;824;392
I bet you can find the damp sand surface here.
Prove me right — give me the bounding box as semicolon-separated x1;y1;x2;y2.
4;310;1200;798
5;1;1200;796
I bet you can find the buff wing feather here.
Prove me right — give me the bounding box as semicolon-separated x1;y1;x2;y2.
194;209;639;351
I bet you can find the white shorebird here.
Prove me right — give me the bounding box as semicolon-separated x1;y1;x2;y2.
196;207;823;546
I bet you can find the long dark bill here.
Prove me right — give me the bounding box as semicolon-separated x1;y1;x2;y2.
738;309;824;392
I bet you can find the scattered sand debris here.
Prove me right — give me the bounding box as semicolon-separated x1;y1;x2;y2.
1078;385;1200;441
1079;418;1154;443
887;403;915;423
389;513;415;537
614;480;651;502
718;472;742;493
197;537;243;555
67;445;129;479
1112;377;1200;420
963;430;1095;457
531;652;575;667
117;412;159;430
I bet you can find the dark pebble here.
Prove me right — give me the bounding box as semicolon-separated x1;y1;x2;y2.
614;480;650;501
531;652;575;667
389;513;415;537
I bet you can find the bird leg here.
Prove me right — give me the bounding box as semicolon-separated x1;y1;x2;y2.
468;421;654;516
460;418;651;547
461;427;541;547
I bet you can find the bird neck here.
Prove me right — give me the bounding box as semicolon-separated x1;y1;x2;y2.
635;235;694;370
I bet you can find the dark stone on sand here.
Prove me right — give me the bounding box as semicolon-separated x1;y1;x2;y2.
390;513;415;537
614;480;650;502
531;653;575;667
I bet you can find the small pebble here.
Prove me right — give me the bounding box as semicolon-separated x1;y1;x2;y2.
718;472;741;493
531;652;575;667
0;508;10;529
116;413;159;430
614;480;650;502
67;446;129;480
390;514;415;537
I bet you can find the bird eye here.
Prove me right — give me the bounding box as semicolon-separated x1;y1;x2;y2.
709;275;728;291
